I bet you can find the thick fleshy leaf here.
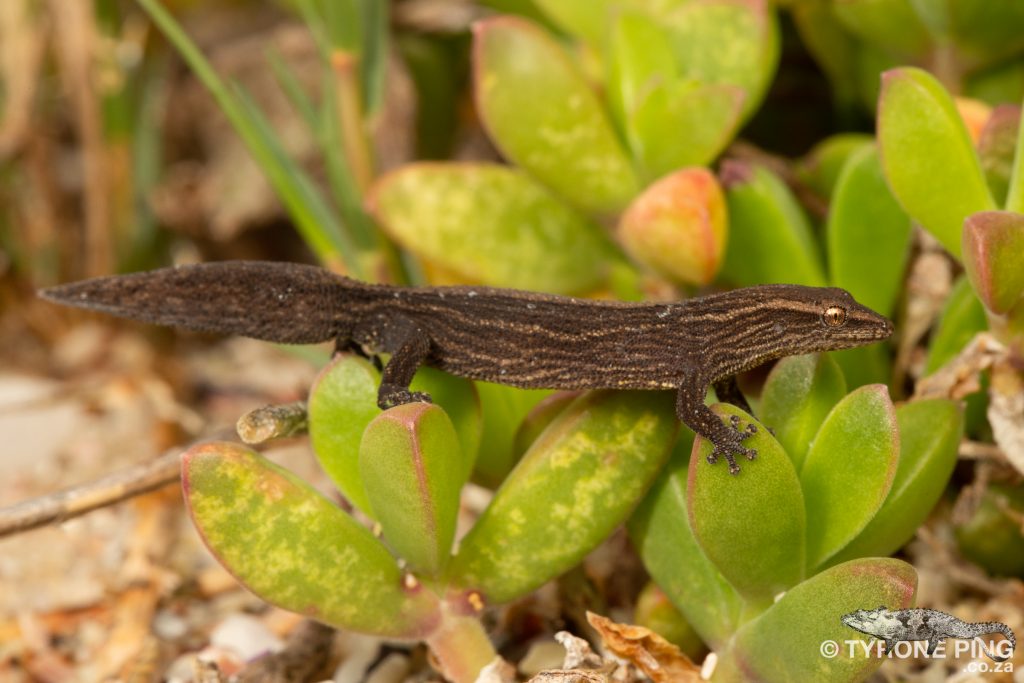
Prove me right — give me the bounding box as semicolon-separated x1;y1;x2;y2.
832;345;891;391
472;382;551;489
182;442;439;637
796;133;873;202
977;105;1020;206
759;354;847;471
829;399;962;565
1006;102;1024;214
955;483;1024;577
962;211;1024;315
512;391;578;458
360;404;463;576
800;385;899;571
531;0;614;45
616;168;728;286
369;163;613;294
910;0;1024;68
630;82;745;181
827;145;913;317
473;17;639;214
833;0;931;59
608;10;677;131
924;276;988;374
634;581;707;659
719;161;827;287
715;558;916;682
629;432;742;650
449;391;677;604
661;0;778;120
308;355;380;513
308;355;479;515
688;404;805;603
790;4;860;108
877;67;996;258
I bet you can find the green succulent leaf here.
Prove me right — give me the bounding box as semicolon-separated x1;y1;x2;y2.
924;276;988;374
608;10;677;131
831;345;891;391
369;163;613;294
629;432;742;650
631;82;745;182
634;581;707;659
962;211;1024;315
829;399;962;565
715;558;917;682
759;354;847;472
308;355;381;513
359;403;464;576
790;3;860;107
955;483;1024;577
512;391;579;460
978;105;1020;206
877;67;996;258
833;0;932;59
473;382;552;488
531;0;613;45
1008;101;1024;213
449;391;677;604
616;168;729;286
796;133;873;202
182;441;439;637
661;0;778;120
720;161;827;288
800;384;899;572
473;16;639;214
308;355;479;516
689;404;805;603
827;145;913;317
909;0;1024;67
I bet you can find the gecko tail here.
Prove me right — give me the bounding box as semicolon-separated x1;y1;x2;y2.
39;261;347;345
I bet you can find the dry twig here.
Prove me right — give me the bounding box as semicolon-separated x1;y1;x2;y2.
0;435;231;539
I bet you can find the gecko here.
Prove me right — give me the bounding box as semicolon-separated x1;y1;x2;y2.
41;261;894;474
842;606;1016;662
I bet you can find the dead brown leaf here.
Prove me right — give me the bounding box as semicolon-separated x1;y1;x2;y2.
586;612;701;683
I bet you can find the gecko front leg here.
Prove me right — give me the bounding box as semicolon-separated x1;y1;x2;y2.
676;371;757;474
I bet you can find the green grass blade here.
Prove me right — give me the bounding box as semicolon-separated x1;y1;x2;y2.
266;48;319;134
136;0;362;274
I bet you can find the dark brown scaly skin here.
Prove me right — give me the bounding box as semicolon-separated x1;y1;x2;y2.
40;261;894;474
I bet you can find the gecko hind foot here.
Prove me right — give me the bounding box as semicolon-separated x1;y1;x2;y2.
377;384;432;410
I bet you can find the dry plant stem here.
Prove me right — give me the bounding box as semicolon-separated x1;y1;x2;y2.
0;0;45;158
0;447;183;539
426;613;500;683
48;0;110;277
236;402;308;444
237;619;335;683
332;51;374;194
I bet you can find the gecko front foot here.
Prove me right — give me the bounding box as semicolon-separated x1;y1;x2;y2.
705;416;758;474
377;383;432;409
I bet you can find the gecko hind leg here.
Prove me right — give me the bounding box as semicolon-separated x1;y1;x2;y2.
377;328;433;409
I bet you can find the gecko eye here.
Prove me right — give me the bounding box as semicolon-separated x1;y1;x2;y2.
823;305;847;327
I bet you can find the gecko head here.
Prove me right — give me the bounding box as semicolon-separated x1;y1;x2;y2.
842;606;895;636
756;285;894;354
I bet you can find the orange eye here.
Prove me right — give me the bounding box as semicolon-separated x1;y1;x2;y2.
823;306;847;327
